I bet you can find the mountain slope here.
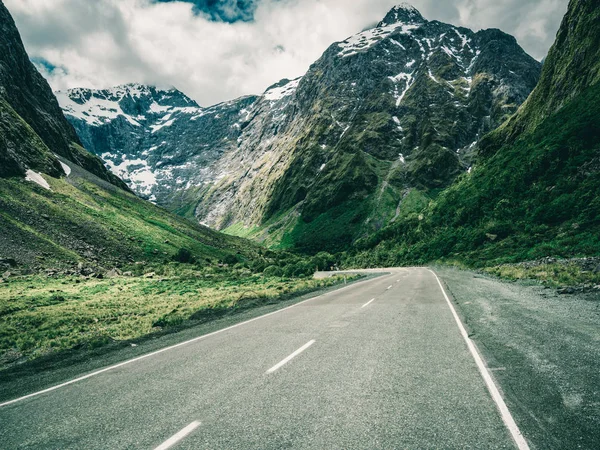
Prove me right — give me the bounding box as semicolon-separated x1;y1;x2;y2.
59;4;541;252
0;1;126;188
0;97;63;178
351;0;600;267
55;85;258;204
0;1;261;273
197;4;540;252
480;0;600;155
0;159;261;272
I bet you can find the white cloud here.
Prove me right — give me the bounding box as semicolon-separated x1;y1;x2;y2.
5;0;568;106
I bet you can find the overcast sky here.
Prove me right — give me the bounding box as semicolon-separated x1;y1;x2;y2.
5;0;568;106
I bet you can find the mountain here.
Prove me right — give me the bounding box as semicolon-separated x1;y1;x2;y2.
54;82;287;213
59;4;541;252
0;0;260;272
479;0;600;154
55;85;258;205
0;2;126;188
351;0;600;267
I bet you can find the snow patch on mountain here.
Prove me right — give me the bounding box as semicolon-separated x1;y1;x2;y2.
102;154;157;196
25;170;51;190
150;118;176;133
149;102;171;114
58;161;71;176
390;72;415;106
338;23;421;57
264;78;301;102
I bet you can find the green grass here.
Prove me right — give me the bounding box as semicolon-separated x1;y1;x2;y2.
483;263;600;288
225;154;438;255
0;165;262;271
0;266;355;368
223;222;262;239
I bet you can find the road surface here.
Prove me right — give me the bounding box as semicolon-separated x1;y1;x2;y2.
0;268;524;449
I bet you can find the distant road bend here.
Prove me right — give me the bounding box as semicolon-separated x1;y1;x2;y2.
0;268;529;449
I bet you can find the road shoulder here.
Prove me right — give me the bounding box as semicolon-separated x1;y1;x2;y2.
435;266;600;449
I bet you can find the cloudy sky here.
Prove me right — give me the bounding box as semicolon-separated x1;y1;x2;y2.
5;0;568;106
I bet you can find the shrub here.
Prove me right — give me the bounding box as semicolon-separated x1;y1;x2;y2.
222;254;239;266
263;265;283;277
312;252;336;271
282;264;296;278
173;248;194;264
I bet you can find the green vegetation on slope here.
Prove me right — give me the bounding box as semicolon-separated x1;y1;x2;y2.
481;0;600;151
0;162;262;272
350;81;600;267
225;149;437;254
0;99;63;178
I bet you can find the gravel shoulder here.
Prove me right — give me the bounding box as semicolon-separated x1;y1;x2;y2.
436;266;600;450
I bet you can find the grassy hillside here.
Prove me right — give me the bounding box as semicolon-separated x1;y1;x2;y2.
0;159;263;274
350;81;600;267
0;98;64;178
479;0;600;155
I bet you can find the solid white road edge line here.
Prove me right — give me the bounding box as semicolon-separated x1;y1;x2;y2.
154;421;201;450
428;269;530;450
361;298;376;308
266;340;316;374
0;275;381;408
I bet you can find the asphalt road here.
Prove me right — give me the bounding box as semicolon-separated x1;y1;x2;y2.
0;268;520;449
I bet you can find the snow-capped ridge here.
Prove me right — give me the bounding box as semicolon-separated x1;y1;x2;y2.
263;77;302;102
59;83;198;108
336;3;427;58
337;22;421;58
56;83;203;127
378;3;425;28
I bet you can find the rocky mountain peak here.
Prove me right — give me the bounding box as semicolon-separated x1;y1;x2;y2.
59;6;542;251
64;83;197;108
56;84;202;128
377;3;426;27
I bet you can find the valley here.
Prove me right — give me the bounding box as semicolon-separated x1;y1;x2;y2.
1;0;599;448
57;4;541;251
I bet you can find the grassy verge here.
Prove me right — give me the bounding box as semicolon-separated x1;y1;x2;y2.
0;265;357;370
483;262;600;289
436;257;600;290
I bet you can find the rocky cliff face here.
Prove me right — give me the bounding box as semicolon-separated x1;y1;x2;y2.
352;0;600;268
0;0;126;188
59;4;542;251
56;84;257;205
